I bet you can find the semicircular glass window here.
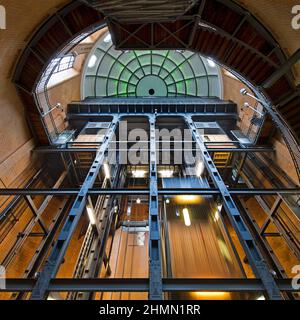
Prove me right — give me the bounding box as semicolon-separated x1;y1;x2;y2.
82;33;222;98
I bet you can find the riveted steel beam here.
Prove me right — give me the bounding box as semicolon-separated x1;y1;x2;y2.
30;116;119;300
1;278;297;293
0;188;300;196
185;115;282;300
148;114;163;300
262;49;300;88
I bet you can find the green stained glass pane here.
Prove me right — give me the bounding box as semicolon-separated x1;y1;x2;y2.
176;81;185;94
83;32;222;98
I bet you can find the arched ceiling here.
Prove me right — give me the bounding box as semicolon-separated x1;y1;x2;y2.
235;0;300;85
82;33;222;98
9;0;300;155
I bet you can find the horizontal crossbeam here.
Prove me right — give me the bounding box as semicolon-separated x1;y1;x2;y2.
0;278;297;293
68;112;237;119
0;188;299;196
34;147;274;153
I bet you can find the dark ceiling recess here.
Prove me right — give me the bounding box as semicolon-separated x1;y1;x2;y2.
13;0;300;145
83;0;199;23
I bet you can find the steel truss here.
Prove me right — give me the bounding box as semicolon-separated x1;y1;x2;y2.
29;116;120;300
185;115;282;300
1;171;68;269
1;113;299;300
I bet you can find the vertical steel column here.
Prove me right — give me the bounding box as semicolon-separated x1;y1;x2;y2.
30;116;119;300
185;115;282;300
148;115;163;300
233;153;247;185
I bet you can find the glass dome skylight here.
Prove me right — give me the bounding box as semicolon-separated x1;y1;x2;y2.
82;33;222;99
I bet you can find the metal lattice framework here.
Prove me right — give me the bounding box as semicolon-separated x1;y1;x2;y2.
1;113;300;300
83;0;199;23
83;33;221;98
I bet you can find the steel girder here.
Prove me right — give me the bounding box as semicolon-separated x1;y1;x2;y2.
1;171;68;269
30;116;119;300
68;112;237;120
0;188;299;196
1;278;297;293
262;49;300;89
14;198;73;300
34;147;274;153
148;115;163;300
184;115;282;300
78;165;123;300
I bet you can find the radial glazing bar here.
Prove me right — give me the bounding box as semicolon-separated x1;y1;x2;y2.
148;115;163;300
30;116;119;300
185;115;282;300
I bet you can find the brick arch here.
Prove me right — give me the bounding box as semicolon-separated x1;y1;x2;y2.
13;1;104;144
12;0;300;176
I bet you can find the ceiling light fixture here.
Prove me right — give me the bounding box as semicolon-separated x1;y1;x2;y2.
207;58;216;68
242;102;264;117
103;33;111;43
103;162;110;179
159;169;174;178
183;208;191;227
240;88;267;113
132;169;146;178
214;210;219;222
240;88;248;96
175;195;202;205
88;54;97;68
194;292;229;299
86;206;96;225
196;161;204;177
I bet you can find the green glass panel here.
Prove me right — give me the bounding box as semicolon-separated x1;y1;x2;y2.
83;32;222;98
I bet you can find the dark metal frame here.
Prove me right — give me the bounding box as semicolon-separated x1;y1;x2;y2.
2;278;298;293
30;116;119;299
148;115;163;299
1;114;299;300
4;0;299;299
185;115;282;300
1;188;299;196
11;0;300;182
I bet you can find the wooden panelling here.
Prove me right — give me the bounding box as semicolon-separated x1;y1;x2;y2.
62;4;103;34
32;21;72;62
0;139;35;187
202;0;244;34
18;52;45;91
